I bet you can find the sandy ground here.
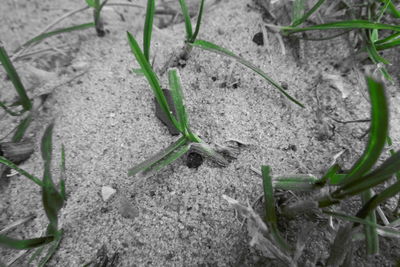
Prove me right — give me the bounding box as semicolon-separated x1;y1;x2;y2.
1;0;400;266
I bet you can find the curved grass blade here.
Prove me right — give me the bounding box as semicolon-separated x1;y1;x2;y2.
0;43;32;111
190;142;229;166
127;32;182;133
337;77;388;188
366;41;392;81
375;32;400;44
291;0;325;27
316;163;340;186
0;156;43;186
189;40;305;108
41;123;64;236
387;136;400;181
262;166;291;253
128;136;187;177
12;114;32;142
178;0;193;41
168;69;189;136
283;20;400;35
17;23;95;51
190;0;205;43
0;235;54;250
143;0;155;62
381;0;400;18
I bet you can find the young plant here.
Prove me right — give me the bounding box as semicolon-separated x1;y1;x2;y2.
0;123;66;266
127;32;228;178
86;0;108;36
176;0;304;108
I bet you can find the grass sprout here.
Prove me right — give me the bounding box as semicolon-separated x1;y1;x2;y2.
86;0;108;36
0;123;66;265
178;0;205;43
127;32;227;178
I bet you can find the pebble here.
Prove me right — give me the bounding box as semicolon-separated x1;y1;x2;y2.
101;186;116;202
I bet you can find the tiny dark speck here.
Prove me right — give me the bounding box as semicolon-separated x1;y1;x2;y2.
211;76;217;81
252;32;264;46
186;152;203;168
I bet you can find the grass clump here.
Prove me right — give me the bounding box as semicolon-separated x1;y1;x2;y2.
224;76;400;264
127;32;228;178
0;123;66;266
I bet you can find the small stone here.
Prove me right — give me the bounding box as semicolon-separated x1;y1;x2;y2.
252;32;264;46
101;186;116;202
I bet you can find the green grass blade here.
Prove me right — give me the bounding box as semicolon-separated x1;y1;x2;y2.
0;101;25;116
168;69;189;134
16;23;95;53
38;230;63;267
381;0;400;18
375;32;400;44
366;41;392;81
291;0;305;26
0;43;32;111
127;32;182;132
190;0;205;43
0;235;54;250
0;156;43;186
283;20;400;35
357;180;400;219
316;163;340;186
273;175;318;191
189;39;305;108
41;123;64;235
262;166;291;253
86;0;95;7
338;77;388;188
128;136;187;176
335;150;400;199
190;142;229;166
376;38;400;51
291;0;325;27
324;210;400;238
361;190;379;254
178;0;193;41
143;0;155;62
12;114;32;142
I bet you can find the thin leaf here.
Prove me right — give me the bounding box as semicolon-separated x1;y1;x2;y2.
143;0;155;62
0;156;43;186
178;0;193;41
375;32;400;44
127;32;182;132
291;0;325;27
366;41;392;81
16;23;95;52
12;114;32;142
0;235;54;250
338;77;388;188
376;38;400;51
283;20;400;35
325;223;353;267
262;166;291;253
387;136;400;181
189;39;305;108
316;163;340;186
0;43;32;111
168;69;189;134
190;142;229;166
273;175;318;191
128;136;187;177
190;0;205;43
324;210;400;238
41;123;64;236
